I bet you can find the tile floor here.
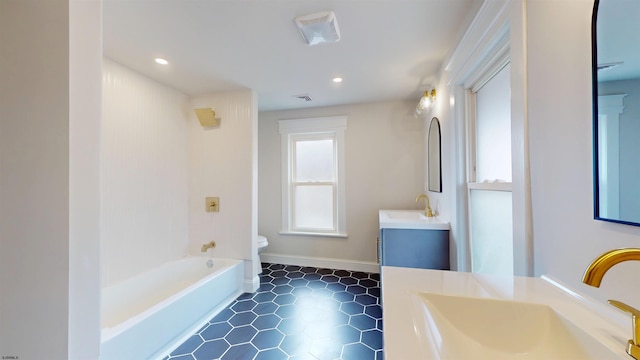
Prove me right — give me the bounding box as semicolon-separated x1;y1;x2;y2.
164;263;383;360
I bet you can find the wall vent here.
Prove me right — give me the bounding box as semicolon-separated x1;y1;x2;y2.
294;94;313;102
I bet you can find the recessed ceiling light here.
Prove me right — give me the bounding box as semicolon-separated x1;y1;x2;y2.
155;58;169;65
332;77;343;83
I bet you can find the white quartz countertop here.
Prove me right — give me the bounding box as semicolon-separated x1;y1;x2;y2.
381;266;630;359
378;210;450;230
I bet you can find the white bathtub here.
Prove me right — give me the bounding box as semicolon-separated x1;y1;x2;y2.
100;257;243;360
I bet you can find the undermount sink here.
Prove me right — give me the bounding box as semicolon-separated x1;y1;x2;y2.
379;210;449;230
413;293;620;359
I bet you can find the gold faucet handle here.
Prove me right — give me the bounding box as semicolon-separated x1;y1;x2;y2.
609;299;640;359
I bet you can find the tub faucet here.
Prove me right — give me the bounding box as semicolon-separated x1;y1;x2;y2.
201;241;216;252
415;194;434;217
583;248;640;359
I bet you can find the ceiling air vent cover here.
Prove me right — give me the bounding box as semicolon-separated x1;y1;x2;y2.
294;11;340;46
293;94;313;102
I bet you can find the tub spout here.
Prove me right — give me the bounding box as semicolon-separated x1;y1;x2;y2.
201;241;216;252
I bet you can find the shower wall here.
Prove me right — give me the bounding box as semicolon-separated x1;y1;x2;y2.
101;58;190;286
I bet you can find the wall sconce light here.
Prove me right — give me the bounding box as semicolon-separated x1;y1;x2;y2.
415;89;436;117
194;108;221;128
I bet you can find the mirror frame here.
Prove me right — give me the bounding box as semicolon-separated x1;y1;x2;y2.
592;0;640;227
428;117;442;193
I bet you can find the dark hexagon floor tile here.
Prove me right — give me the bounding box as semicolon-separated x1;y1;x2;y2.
333;291;355;302
193;339;229;359
228;311;257;326
271;270;288;278
312;288;333;299
254;291;277;303
346;285;367;295
200;322;232;341
275;304;299;319
376;349;385;360
365;304;382;320
268;264;285;270
340;301;364;315
334;269;350;277
326;282;347;292
221;343;258;359
338;276;358;285
271;277;290;285
316;268;333;275
253;301;278;315
272;284;294;294
359;278;378;288
231;299;257;313
306;279;326;289
351;271;369;279
286;271;305;279
369;273;381;281
284;265;302;272
225;325;257;345
303;273;322;281
342;342;375;360
361;329;383;350
350;314;377;331
274;293;296;305
252;329;285;350
300;266;317;274
253;313;281;330
367;287;381;298
289;278;309;288
355;294;377;306
321;274;339;283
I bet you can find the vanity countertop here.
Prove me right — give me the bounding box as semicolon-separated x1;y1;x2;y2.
381;266;630;359
378;210;449;230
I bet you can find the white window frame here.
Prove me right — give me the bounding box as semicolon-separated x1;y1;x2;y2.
278;116;347;238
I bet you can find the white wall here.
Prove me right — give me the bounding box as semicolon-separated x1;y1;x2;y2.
102;59;190;287
0;0;102;358
258;100;425;268
527;0;640;305
189;90;260;289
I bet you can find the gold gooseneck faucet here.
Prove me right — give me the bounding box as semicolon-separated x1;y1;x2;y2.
415;194;434;217
583;248;640;359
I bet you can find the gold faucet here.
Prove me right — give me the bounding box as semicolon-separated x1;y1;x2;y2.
201;241;216;252
583;248;640;359
415;193;434;217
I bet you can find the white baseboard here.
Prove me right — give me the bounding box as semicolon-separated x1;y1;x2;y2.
243;275;259;293
260;253;379;273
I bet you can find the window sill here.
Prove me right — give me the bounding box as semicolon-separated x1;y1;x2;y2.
279;231;348;239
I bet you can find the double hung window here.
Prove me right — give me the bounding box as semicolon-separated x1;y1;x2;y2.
278;116;347;237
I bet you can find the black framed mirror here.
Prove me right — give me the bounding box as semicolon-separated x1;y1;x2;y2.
428;117;442;193
593;0;640;226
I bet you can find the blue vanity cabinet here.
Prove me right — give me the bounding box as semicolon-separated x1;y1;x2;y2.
379;228;450;270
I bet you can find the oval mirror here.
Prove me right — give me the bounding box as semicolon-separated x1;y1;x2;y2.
593;0;640;226
428;117;442;193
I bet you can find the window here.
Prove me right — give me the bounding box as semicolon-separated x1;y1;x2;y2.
467;62;513;276
278;116;347;237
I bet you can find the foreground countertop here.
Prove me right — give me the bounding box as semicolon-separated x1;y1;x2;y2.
381;266;629;359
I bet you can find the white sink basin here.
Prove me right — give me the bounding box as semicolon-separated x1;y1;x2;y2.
379;210;449;230
414;293;620;359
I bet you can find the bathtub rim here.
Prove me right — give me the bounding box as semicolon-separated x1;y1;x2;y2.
101;257;242;343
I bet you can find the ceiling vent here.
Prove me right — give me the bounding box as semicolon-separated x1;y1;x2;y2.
293;94;313;102
294;11;340;46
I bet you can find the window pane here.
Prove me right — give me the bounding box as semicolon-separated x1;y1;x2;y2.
294;185;334;230
469;189;513;275
476;63;512;182
295;138;335;182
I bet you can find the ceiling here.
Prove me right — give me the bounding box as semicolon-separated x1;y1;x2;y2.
103;0;483;112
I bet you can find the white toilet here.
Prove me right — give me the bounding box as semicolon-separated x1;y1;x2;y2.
257;235;269;259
